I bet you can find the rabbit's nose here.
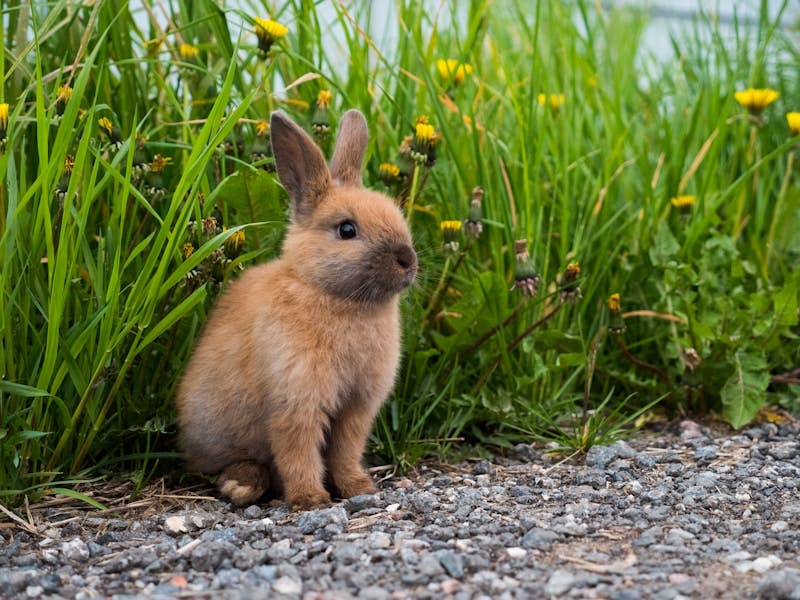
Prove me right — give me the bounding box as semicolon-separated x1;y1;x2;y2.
395;245;417;270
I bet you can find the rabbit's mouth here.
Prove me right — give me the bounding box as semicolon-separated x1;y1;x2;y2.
318;243;417;305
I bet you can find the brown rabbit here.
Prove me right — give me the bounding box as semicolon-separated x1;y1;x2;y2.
176;109;417;510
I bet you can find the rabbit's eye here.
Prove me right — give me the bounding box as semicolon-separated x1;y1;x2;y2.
337;220;358;240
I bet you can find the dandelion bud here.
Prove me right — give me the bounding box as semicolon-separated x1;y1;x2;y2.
608;293;625;334
511;239;540;297
311;90;332;140
182;243;195;260
464;186;484;239
202;216;219;237
560;262;582;303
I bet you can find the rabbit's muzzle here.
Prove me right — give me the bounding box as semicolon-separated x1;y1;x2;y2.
318;241;417;304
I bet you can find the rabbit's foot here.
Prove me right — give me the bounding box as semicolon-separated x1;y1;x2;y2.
286;487;331;511
217;461;269;506
333;471;377;498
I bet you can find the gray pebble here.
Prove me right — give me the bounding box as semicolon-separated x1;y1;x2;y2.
295;505;348;534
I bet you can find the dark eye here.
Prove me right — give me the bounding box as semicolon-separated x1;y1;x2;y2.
337;220;358;240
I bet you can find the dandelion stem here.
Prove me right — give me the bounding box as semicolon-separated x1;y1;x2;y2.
614;334;670;383
405;164;422;225
764;150;793;275
459;300;526;356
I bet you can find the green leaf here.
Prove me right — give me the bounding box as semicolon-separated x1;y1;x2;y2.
0;381;50;397
649;221;681;267
720;351;770;429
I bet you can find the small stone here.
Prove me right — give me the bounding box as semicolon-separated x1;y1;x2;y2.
472;460;493;475
770;521;789;533
437;550;464;578
347;494;380;513
25;585;44;598
751;555;782;574
243;505;263;519
546;569;578;596
521;527;559;550
694;445;718;461
272;575;302;595
367;531;392;549
635;454;658;469
164;516;188;535
296;505;348;534
411;492;436;514
585;445;619;468
441;578;460;594
191;541;234;571
61;539;90;562
757;568;800;599
506;547;526;559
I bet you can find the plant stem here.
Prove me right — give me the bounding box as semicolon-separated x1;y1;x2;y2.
614;334;670;384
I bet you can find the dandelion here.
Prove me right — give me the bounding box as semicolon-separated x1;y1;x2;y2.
179;43;199;60
436;59;473;86
378;162;401;184
225;228;246;254
150;154;172;173
56;85;72;116
511;239;540;297
311;90;332;140
608;293;625;334
182;243;195;260
54;155;75;202
560;262;582;303
254;17;288;57
786;112;800;136
440;220;462;255
0;103;9;152
202;216;219;237
734;88;779;114
132;135;150;178
410;116;438;166
463;186;484;239
537;93;565;111
250;121;274;170
670;194;696;214
98;116;123;150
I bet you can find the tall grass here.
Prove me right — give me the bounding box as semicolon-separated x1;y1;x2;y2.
1;1;798;502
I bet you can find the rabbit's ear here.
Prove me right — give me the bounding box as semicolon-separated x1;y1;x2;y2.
270;110;332;223
329;109;368;187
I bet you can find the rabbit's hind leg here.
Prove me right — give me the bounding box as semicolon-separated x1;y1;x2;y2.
217;460;270;506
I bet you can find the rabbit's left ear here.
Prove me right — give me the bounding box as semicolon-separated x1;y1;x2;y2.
329;109;368;187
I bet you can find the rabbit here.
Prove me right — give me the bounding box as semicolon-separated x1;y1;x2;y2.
176;109;417;511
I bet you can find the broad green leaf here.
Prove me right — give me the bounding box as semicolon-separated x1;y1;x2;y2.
720;351;770;429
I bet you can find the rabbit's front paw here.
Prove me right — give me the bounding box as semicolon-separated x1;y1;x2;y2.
334;471;377;499
286;487;331;511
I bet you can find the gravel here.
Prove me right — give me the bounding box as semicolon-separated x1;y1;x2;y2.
2;419;799;599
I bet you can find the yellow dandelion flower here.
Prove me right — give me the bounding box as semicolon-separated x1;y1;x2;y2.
316;90;332;108
150;154;172;173
179;43;199;60
734;88;779;113
64;155;75;173
786;112;800;136
98;117;114;136
415;122;435;143
436;59;473;86
608;293;621;312
254;17;288;56
256;119;269;136
0;103;8;144
537;93;566;111
670;195;696;211
182;243;195;260
566;262;581;278
57;85;73;103
226;229;246;252
440;220;462;238
379;162;400;179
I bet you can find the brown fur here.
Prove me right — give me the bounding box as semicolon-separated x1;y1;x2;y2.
176;110;416;510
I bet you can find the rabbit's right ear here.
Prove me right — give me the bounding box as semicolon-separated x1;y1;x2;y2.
270;111;332;224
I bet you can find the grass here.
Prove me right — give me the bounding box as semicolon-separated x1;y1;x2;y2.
1;0;798;504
